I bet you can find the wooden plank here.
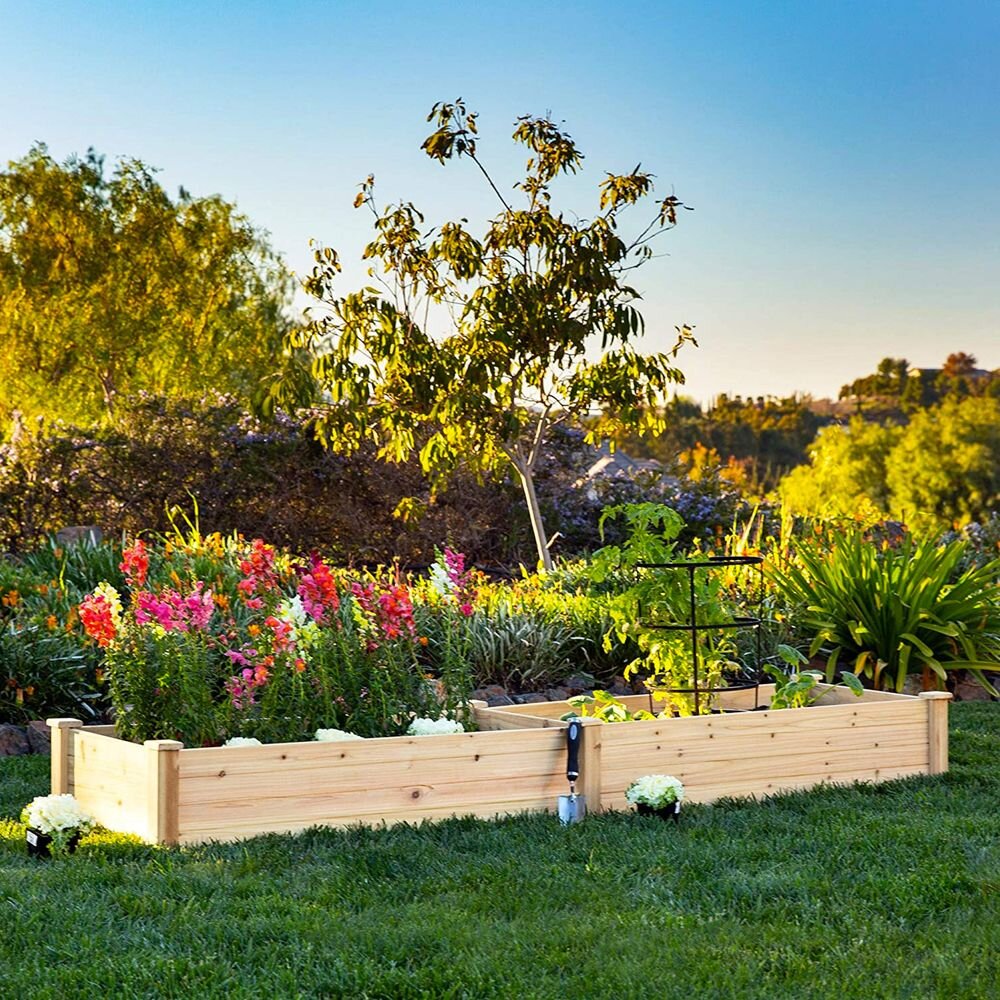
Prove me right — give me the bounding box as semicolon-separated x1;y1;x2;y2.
476;685;915;724
921;691;952;773
602;745;929;791
178;743;570;804
175;726;572;842
80;724;118;736
178;727;567;774
177;751;571;841
602;763;931;809
599;724;928;773
473;709;561;730
597;699;926;748
46;718;82;794
145;740;183;845
71;730;149;839
177;798;559;844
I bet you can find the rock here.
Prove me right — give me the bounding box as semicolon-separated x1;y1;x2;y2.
608;677;633;697
544;687;571;703
563;673;597;695
55;525;103;547
514;693;549;705
953;674;993;702
470;685;514;707
0;724;30;756
26;720;51;754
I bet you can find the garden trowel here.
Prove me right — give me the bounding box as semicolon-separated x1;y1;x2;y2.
557;719;586;824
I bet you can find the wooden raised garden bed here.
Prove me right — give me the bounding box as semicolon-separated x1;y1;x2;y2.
477;685;952;811
48;686;949;844
46;702;599;845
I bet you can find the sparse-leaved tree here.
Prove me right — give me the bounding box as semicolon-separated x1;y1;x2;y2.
267;100;694;569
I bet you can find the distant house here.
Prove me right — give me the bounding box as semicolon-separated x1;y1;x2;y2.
908;366;993;381
573;444;673;500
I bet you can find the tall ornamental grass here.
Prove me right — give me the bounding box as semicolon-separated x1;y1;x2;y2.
771;530;1000;692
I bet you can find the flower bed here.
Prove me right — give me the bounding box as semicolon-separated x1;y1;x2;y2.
477;684;952;809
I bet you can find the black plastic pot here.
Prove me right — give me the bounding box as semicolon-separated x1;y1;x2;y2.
25;827;81;859
636;801;681;822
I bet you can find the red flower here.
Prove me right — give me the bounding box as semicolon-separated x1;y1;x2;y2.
120;539;149;587
79;594;116;648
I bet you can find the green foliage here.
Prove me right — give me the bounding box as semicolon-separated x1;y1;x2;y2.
764;646;863;709
779;395;1000;532
0;623;101;722
885;396;1000;532
267;100;693;569
771;529;1000;692
4;706;1000;998
586;503;748;715
0;146;296;426
0;394;524;562
566;689;657;722
778;417;902;523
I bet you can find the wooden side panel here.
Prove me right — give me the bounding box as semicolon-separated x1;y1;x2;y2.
175;728;572;844
69;729;150;839
473;708;562;730
599;699;931;809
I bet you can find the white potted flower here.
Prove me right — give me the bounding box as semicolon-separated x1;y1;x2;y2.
407;717;465;736
625;774;685;821
21;793;95;857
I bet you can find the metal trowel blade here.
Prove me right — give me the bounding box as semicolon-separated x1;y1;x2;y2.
557;792;586;824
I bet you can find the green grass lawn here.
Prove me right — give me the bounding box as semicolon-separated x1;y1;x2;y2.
3;703;999;999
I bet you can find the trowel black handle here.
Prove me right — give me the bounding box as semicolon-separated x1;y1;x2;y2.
566;720;582;783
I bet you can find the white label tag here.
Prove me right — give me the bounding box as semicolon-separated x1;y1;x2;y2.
26;830;39;846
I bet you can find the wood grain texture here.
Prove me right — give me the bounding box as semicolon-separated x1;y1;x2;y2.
69;728;149;839
62;687;945;844
175;728;570;844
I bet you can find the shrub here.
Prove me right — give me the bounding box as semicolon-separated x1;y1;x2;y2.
771;528;1000;692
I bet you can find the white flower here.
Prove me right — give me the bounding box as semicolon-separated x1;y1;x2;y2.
407;717;465;736
428;562;452;597
223;736;263;748
625;774;685;808
21;793;94;835
276;595;308;630
315;728;365;742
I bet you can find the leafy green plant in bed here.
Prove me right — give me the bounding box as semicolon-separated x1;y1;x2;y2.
586;502;748;715
764;644;863;709
771;528;1000;693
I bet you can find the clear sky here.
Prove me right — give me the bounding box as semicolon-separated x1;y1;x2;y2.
2;0;997;403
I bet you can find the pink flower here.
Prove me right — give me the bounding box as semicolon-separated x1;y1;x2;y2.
298;557;340;623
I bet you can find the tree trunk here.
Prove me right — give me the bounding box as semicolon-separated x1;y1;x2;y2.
517;466;553;572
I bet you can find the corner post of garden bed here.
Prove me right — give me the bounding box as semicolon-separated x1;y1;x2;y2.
919;691;953;774
144;739;184;845
578;717;603;809
47;718;83;794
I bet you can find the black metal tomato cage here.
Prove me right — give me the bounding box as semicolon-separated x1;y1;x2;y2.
635;554;765;716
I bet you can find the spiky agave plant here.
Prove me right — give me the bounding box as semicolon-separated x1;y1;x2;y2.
770;529;1000;693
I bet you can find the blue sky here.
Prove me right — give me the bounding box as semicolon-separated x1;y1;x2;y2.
2;0;997;403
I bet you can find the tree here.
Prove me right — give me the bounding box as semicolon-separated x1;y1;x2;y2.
941;352;978;378
267;100;693;570
885;396;1000;530
778;417;902;523
839;357;909;403
0;145;295;426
